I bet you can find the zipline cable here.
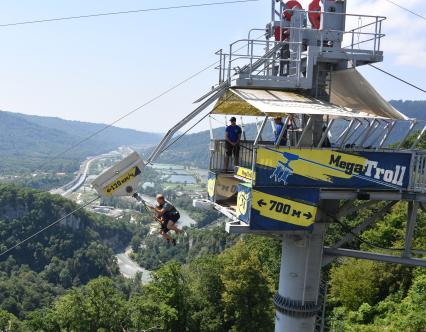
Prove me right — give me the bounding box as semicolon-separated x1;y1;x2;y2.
0;196;100;257
36;59;219;170
383;0;426;21
157;33;267;156
37;32;266;170
368;64;426;94
0;0;259;28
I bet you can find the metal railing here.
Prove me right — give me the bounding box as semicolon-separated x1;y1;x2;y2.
209;140;255;172
216;36;303;85
215;10;385;85
208;139;426;194
411;152;426;193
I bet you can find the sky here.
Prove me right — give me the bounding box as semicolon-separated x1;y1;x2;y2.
0;0;424;135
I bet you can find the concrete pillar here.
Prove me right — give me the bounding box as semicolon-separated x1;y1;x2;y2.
274;224;326;332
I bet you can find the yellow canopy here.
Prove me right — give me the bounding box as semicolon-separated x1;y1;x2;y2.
212;74;407;120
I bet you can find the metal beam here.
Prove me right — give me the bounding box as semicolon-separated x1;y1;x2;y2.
148;83;228;163
339;119;356;148
323;201;397;266
324;247;426;268
275;116;290;148
208;116;214;140
404;201;418;257
240;116;247;140
319;190;426;202
336;201;397;248
398;120;417;149
335;200;379;219
342;120;362;146
378;120;396;149
317;119;334;148
350;119;369;145
296;116;313;147
254;116;269;147
335;119;351;144
411;124;426;149
357;119;377;147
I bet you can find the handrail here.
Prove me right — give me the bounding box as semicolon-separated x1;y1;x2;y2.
281;9;386;21
215;8;386;84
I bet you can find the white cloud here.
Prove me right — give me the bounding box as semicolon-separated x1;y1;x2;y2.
346;0;426;67
295;0;426;67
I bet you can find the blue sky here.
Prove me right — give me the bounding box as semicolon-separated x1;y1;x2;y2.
0;0;424;134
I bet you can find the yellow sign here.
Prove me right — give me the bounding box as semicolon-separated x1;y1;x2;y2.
236;167;255;181
102;166;141;196
207;178;216;198
237;191;249;217
251;189;317;227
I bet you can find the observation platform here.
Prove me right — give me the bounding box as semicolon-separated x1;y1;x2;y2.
198;138;426;236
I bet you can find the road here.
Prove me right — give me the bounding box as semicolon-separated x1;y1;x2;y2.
50;148;196;281
116;247;152;282
50;148;154;281
50;150;120;197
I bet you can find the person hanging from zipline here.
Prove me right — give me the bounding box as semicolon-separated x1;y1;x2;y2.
150;194;181;246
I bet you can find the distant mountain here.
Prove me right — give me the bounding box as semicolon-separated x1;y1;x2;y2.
389;100;426;120
0;111;162;173
11;112;161;149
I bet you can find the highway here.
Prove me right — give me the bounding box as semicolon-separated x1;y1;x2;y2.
50;150;120;197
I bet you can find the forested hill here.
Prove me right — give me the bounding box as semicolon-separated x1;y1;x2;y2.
153;100;426;168
0;111;162;173
389;100;426;119
0;184;132;320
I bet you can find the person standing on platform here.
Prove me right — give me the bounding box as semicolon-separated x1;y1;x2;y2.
274;116;288;146
224;117;242;171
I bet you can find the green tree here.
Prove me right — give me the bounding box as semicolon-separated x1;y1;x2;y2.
131;234;142;252
220;241;274;332
186;255;225;331
330;259;379;310
129;294;176;332
46;277;128;332
0;309;20;332
145;261;189;332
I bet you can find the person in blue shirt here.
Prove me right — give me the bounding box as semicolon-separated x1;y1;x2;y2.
274;116;288;146
225;117;242;171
